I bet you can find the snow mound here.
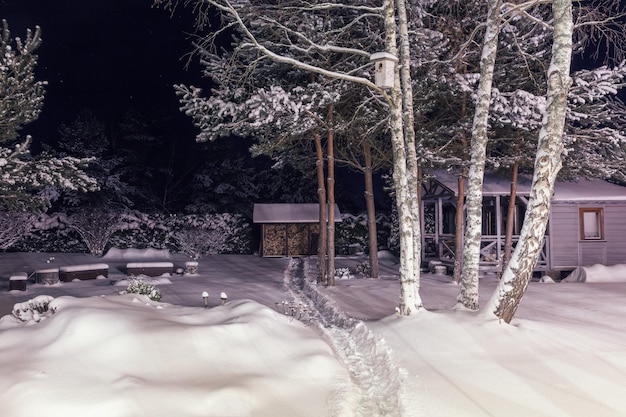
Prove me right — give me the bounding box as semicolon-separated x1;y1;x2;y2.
0;295;346;417
562;264;626;283
102;247;172;260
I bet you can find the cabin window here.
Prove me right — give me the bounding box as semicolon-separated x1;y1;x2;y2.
579;208;604;240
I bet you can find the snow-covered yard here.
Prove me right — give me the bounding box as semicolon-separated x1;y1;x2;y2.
2;250;626;416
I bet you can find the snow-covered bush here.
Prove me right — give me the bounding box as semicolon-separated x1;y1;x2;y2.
124;278;163;302
174;227;227;259
12;212;87;253
335;212;394;255
168;213;252;255
334;267;354;280
109;211;172;250
0;212;37;250
356;261;371;278
335;213;369;255
14;210;253;255
12;295;56;324
68;209;123;256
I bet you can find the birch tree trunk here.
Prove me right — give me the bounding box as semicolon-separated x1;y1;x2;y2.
397;0;423;293
457;0;501;310
384;0;423;315
363;142;380;279
486;0;572;323
314;133;328;284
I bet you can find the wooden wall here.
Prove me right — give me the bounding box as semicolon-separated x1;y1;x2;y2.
260;223;320;257
549;203;626;270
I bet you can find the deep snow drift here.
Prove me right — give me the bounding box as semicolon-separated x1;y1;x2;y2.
2;250;626;417
0;294;348;417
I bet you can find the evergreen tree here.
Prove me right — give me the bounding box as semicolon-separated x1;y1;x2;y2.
0;21;97;211
0;20;45;143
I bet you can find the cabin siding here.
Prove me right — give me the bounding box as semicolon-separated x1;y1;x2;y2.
579;242;607;266
422;171;626;272
549;205;579;268
605;205;626;265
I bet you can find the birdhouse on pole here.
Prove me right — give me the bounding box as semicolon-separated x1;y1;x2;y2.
370;52;398;89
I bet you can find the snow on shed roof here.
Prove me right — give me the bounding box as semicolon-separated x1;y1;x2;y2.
253;203;342;224
425;170;626;202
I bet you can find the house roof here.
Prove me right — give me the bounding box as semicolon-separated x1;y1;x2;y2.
424;170;626;202
253;203;342;224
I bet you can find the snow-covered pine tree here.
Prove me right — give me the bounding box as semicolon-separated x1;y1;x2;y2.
0;21;97;211
0;20;44;143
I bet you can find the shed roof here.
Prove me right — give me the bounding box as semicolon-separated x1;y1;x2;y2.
425;170;626;202
253;203;342;224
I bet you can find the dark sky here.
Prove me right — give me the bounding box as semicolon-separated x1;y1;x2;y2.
2;0;202;141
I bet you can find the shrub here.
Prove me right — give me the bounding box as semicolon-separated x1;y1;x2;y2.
356;260;372;278
124;278;163;302
15;210;253;255
335;212;394;255
68;209;123;256
334;267;354;280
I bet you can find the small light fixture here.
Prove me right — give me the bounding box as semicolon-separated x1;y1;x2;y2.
202;291;209;308
220;292;228;305
370;52;398;89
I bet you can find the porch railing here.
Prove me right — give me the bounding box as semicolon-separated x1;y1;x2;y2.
424;234;549;272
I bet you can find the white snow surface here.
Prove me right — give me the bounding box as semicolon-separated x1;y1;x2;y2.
2;250;626;416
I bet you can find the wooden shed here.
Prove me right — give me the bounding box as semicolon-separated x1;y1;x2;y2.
253;203;342;257
421;170;626;274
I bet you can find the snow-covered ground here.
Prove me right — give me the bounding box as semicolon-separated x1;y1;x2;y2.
2;249;626;416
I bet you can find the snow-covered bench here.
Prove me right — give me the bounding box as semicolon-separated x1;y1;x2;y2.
8;272;28;291
59;264;109;282
35;268;59;285
126;262;174;277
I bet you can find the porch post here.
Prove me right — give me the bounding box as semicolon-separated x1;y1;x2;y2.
495;196;502;262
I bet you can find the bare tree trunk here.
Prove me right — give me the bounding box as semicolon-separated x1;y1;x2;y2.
326;106;336;286
453;172;465;283
487;0;572;323
502;162;518;272
383;0;423;315
363;142;380;279
314;133;328;284
457;0;501;310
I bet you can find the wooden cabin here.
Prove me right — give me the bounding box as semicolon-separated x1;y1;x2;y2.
253;203;341;257
422;171;626;275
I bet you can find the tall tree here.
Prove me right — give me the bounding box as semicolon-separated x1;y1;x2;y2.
0;20;97;211
0;19;45;143
156;0;428;312
456;0;501;310
486;0;573;323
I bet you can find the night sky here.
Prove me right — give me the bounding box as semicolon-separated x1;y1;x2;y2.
2;0;202;142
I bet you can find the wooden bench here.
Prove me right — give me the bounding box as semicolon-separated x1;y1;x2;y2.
59;264;109;282
126;262;174;277
35;268;59;285
8;272;28;291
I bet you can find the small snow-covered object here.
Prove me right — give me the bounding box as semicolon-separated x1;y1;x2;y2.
202;291;209;308
220;292;228;305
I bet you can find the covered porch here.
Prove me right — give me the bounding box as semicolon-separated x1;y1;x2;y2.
421;171;549;273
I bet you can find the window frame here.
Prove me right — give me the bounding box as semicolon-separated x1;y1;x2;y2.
579;207;605;241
